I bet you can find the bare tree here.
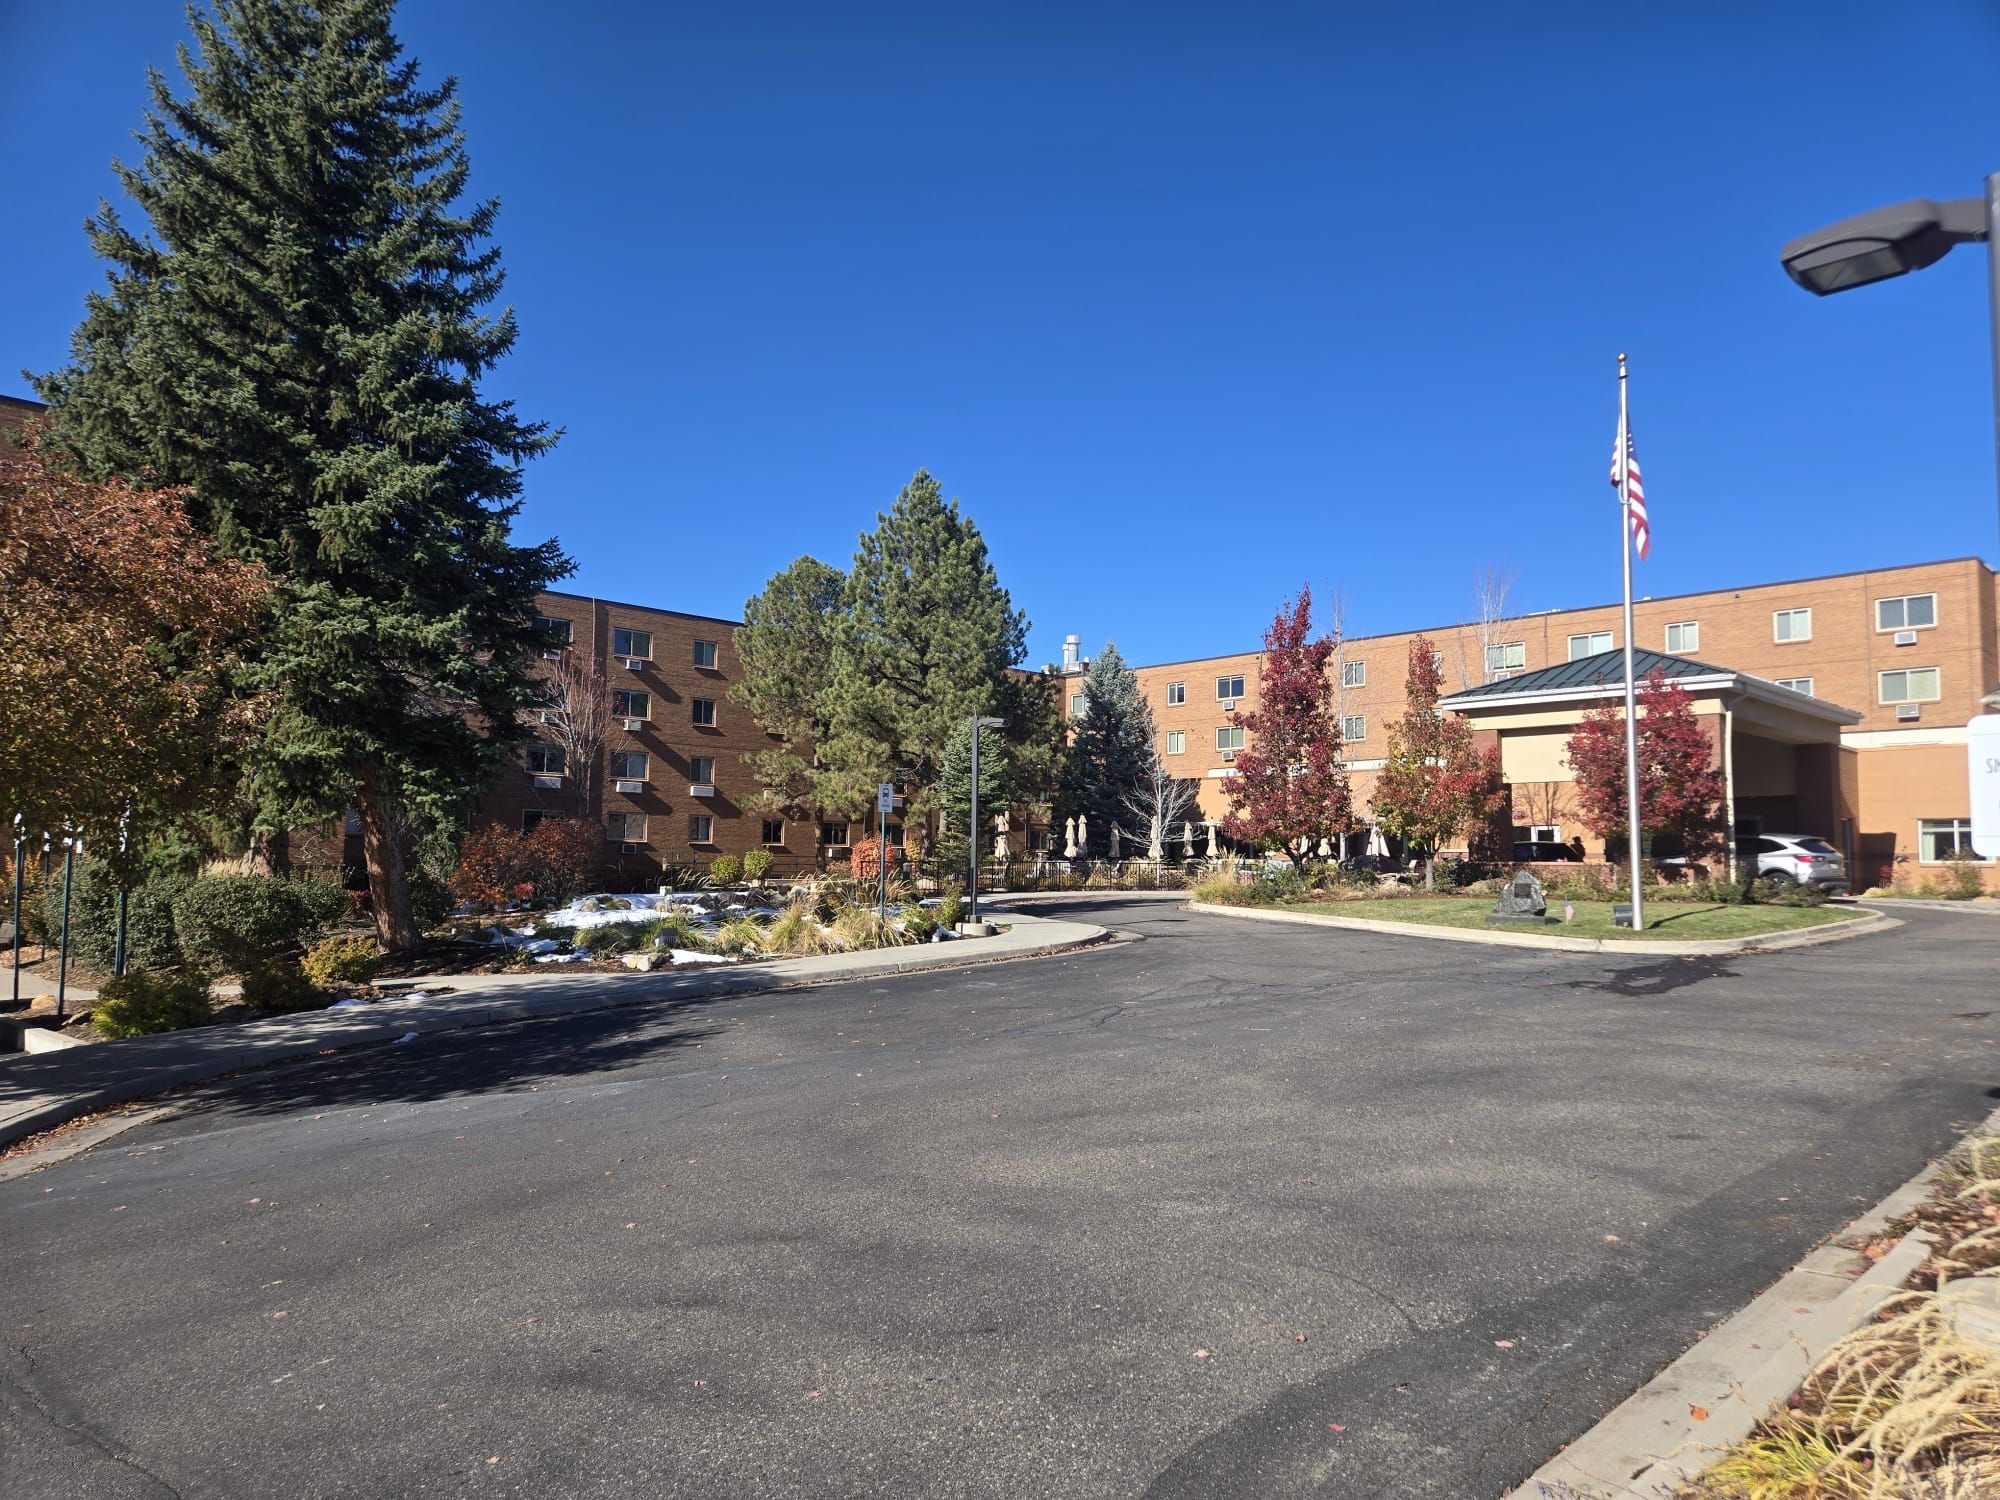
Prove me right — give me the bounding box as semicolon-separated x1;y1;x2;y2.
1122;755;1200;861
1326;587;1351;722
1455;564;1518;689
535;648;611;818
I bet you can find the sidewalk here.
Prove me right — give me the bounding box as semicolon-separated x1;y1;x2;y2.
0;909;1110;1150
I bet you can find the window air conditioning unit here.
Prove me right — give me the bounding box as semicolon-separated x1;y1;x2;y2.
1491;670;1512;681
1221;750;1236;763
689;782;716;798
531;774;561;790
614;779;644;794
619;842;639;855
1893;630;1918;646
1220;699;1236;712
541;650;563;661
623;656;646;670
1896;703;1922;721
622;718;644;731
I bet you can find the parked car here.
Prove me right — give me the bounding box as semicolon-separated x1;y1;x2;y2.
1751;833;1850;895
1510;841;1581;864
1337;853;1406;876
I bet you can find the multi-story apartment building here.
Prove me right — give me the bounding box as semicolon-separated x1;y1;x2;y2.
1077;556;1998;888
476;591;831;882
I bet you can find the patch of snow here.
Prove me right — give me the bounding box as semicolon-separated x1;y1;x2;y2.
668;949;736;965
326;998;369;1010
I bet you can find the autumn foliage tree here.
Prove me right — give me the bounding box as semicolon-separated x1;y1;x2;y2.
0;440;268;858
1220;587;1352;869
449;818;598;910
1564;669;1727;862
1371;635;1503;889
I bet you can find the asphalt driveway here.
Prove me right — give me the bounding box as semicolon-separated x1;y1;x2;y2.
4;896;1996;1498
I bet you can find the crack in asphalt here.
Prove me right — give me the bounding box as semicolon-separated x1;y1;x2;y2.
4;1343;186;1499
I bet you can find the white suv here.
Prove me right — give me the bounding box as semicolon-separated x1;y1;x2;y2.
1752;834;1850;895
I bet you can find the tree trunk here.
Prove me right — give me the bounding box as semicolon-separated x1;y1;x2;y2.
357;759;421;951
1423;851;1436;891
240;827;292;878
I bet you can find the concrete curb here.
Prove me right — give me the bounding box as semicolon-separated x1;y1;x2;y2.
1183;900;1895;956
0;913;1112;1152
1507;1106;2000;1498
1854;896;2000;915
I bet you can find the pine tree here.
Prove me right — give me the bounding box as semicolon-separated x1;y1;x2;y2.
934;718;1011;880
1220;587;1352;869
1058;643;1156;857
1371;634;1503;889
731;556;847;815
820;471;1028;837
36;0;568;948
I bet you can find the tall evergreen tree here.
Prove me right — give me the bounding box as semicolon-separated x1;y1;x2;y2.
820;471;1028;834
1058;643;1155;857
36;0;568;948
731;556;846;815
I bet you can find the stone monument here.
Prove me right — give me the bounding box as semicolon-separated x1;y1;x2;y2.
1487;868;1553;926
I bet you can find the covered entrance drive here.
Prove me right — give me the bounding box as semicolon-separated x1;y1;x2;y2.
1439;648;1862;878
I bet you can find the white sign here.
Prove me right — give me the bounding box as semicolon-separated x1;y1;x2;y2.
878;782;896;821
1972;715;2000;859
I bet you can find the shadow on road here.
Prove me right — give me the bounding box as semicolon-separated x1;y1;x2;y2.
155;1000;727;1127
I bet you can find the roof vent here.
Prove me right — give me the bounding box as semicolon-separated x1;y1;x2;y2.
1062;634;1082;672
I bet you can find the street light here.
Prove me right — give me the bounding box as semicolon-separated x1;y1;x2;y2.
967;716;1005;928
1781;176;2000;530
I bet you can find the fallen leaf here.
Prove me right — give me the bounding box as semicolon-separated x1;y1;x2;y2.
1294;1334;1308;1344
1691;1405;1709;1421
1328;1423;1347;1432
1494;1339;1515;1349
272;1310;288;1319
1603;1234;1621;1243
1192;1349;1210;1360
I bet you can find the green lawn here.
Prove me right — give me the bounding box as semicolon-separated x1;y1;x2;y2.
1288;896;1862;941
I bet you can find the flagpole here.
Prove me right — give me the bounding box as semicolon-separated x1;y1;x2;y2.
1617;353;1646;931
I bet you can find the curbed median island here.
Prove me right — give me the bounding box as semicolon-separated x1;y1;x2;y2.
1283;895;1859;942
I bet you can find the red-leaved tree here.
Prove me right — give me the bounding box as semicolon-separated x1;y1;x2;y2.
1371;635;1504;888
1565;670;1726;862
1220;587;1352;869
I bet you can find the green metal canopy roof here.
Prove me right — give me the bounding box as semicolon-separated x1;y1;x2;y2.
1443;648;1729;701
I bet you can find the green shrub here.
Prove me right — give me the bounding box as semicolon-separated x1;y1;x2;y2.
172;875;323;976
239;962;322;1014
93;971;212;1038
1191;875;1284;906
708;854;742;886
407;868;453;931
39;860;191;973
741;848;774;882
301;934;380;987
900;903;939;941
288;875;349;932
1942;850;1987;900
643;908;706;951
577;921;645;956
935;892;965;930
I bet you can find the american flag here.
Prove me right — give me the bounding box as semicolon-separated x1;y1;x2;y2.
1609;418;1650;561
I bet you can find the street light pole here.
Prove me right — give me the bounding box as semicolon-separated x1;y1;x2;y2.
56;833;77;1023
1781;179;2000;547
967;716;1005;928
9;815;23;1008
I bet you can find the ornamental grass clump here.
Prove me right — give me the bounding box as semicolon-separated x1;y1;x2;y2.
710;914;766;956
765;900;837;956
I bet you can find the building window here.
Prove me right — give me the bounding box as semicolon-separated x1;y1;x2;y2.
522;809;555;832
533;615;572;648
690;756;715;786
691;697;717;727
1567;631;1612;660
761;819;785;846
687;813;714;844
1774;677;1815;696
820;822;850;848
1216;675;1245;701
885;823;905;848
1877;594;1937;632
693;638;719;668
1070;691;1085;717
612;627;652;660
607;812;647;844
1665;621;1699;653
1341;660;1366;689
1165;730;1185;756
1340;714;1366;742
613;689;650;720
1920;818;1985;863
1773;607;1812;642
1530;825;1560;844
1216;725;1246;752
1166;682;1186;706
610;749;648;780
1486;642;1526;674
1879;667;1941;704
524;743;566;774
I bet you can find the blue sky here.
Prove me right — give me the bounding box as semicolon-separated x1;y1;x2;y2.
4;2;1997;669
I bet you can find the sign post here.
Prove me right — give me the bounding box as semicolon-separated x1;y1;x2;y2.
1971;714;2000;860
877;781;895;931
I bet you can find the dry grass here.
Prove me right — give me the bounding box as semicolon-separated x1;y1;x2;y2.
1683;1137;2000;1499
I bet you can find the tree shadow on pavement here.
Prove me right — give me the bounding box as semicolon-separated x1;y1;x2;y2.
153;1000;728;1127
